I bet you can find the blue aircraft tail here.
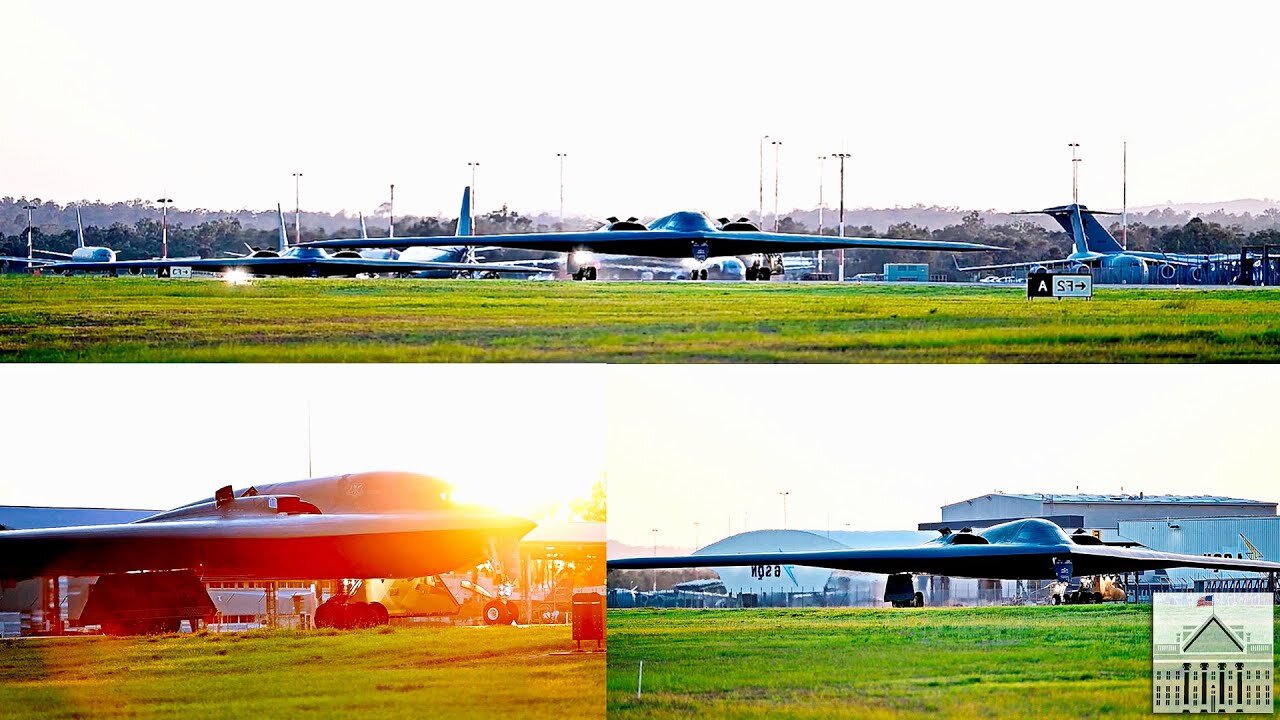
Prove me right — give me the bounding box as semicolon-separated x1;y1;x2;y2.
75;207;85;248
456;186;473;237
358;212;369;240
276;204;289;251
1039;204;1124;254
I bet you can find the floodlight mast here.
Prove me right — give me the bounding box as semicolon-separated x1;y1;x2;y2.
1068;142;1081;205
758;135;769;227
832;152;852;282
772;139;783;232
292;172;303;246
157;196;174;259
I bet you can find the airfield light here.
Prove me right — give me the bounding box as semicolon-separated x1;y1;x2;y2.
223;268;251;286
771;140;783;232
292;172;303;246
157;197;173;260
832;152;852;282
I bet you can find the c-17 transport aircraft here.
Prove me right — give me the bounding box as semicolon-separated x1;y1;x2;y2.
608;518;1280;608
956;203;1237;283
301;197;1003;281
0;471;535;633
4;205;539;278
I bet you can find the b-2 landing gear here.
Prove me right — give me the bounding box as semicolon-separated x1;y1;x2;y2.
314;594;391;629
687;269;708;280
884;574;925;608
572;267;598;281
482;599;521;625
745;265;772;281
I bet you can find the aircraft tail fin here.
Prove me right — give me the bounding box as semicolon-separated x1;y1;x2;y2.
359;212;369;240
276;204;289;250
1038;204;1125;254
456;186;473;237
75;207;85;248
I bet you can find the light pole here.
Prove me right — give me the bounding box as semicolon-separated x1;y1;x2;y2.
389;184;395;239
292;172;303;246
157;196;173;259
556;153;567;229
468;162;480;231
771;139;783;231
650;528;659;591
758;135;769;227
22;204;37;261
693;521;700;550
779;491;790;529
1068;142;1081;205
832;152;851;282
817;155;827;271
1121;141;1127;249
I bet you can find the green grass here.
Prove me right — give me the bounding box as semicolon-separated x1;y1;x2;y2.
0;624;602;719
607;605;1278;719
3;276;1280;361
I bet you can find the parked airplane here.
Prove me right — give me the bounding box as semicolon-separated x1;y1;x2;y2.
301;202;1003;281
7;205;540;278
0;471;536;633
354;187;550;278
956;203;1235;283
607;518;1280;608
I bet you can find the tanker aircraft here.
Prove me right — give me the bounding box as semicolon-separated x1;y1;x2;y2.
5;205;539;278
0;471;535;633
1;206;196;270
956;203;1236;283
301;195;1003;281
608;518;1280;608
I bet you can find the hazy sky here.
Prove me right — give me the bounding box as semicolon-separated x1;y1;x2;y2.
3;2;1278;220
606;365;1280;549
0;364;605;520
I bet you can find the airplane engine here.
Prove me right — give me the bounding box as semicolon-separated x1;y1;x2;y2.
604;216;646;231
716;217;762;231
1189;266;1203;283
330;250;364;259
1068;263;1091;275
128;267;144;275
1029;265;1050;275
1159;263;1176;280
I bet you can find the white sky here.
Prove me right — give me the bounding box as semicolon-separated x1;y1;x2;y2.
606;365;1280;549
0;364;605;519
3;1;1278;219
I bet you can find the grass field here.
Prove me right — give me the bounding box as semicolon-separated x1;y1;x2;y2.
3;276;1280;362
607;605;1278;719
0;624;602;719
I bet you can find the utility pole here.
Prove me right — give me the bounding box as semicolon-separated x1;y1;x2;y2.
758;135;769;227
779;491;790;529
1068;142;1081;205
772;139;783;231
157;196;173;259
833;152;851;282
389;184;395;239
292;172;303;246
556;153;567;229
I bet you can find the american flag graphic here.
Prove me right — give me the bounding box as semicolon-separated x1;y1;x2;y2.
1196;594;1214;607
